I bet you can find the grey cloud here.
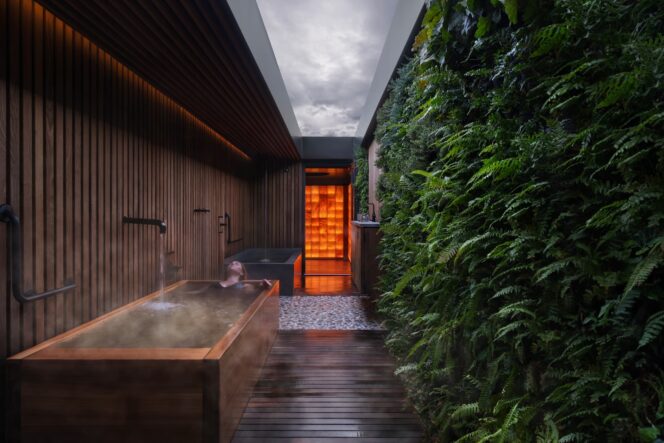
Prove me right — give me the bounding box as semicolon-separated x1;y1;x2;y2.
257;0;398;136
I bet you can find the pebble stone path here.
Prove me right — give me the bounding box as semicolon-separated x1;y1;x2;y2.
279;295;384;330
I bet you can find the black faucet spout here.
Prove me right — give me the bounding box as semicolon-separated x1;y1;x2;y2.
122;216;167;234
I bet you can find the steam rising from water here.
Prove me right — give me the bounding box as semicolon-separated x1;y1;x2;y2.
58;283;263;348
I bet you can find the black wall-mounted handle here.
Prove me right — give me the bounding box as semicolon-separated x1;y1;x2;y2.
193;208;210;213
218;215;226;234
223;212;243;244
0;203;76;303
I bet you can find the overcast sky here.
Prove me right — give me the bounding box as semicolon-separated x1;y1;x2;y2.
256;0;399;136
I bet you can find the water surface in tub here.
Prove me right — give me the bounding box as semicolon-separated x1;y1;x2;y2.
57;282;263;348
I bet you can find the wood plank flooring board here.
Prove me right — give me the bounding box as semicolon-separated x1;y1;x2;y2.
231;331;424;443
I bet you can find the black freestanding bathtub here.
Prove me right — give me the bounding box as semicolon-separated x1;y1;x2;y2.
224;248;302;295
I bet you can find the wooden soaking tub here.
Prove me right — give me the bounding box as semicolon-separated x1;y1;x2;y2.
7;280;280;443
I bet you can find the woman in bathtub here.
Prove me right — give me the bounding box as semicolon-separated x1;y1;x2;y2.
218;260;272;290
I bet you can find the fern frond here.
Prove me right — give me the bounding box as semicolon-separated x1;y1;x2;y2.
638;311;664;348
468;157;522;185
455;232;496;264
536;414;560;443
455;428;490;443
393;265;423;295
497;403;521;443
495;321;528;341
594;70;641;108
450;402;480;421
532;23;570;58
438;243;460;265
624;253;661;294
494;301;536;319
559;433;590;443
534;259;574;283
608;376;627;397
491;285;524;300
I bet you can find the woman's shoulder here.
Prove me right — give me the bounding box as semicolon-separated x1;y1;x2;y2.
217;280;245;289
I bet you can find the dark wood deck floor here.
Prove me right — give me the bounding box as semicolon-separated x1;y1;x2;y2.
232;330;424;443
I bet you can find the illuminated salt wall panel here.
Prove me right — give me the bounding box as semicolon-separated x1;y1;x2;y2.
305;186;347;259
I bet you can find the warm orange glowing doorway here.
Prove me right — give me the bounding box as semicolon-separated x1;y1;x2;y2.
303;167;354;294
305;185;348;259
304;167;352;261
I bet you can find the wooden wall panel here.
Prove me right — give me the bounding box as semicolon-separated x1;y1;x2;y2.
1;0;8;364
0;0;263;364
252;161;304;250
0;3;11;416
1;6;306;438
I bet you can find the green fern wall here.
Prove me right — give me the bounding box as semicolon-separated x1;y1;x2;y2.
375;0;664;441
354;147;369;215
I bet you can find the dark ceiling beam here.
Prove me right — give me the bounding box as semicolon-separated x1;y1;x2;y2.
186;0;291;158
36;0;300;160
72;1;259;158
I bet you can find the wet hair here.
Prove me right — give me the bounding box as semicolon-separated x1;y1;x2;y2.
228;261;249;280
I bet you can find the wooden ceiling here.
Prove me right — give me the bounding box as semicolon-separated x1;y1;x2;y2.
37;0;300;160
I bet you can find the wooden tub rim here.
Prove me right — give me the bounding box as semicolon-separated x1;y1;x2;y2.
8;279;279;361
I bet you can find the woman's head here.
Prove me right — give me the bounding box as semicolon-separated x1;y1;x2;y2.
227;260;248;279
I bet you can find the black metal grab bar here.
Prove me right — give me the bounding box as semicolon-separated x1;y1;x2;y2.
0;203;76;303
122;216;167;234
222;212;243;244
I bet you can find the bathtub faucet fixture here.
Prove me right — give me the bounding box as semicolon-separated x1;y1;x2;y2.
122;216;167;234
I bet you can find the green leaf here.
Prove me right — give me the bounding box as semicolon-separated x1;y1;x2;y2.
625;254;661;294
532;23;570;58
501;0;518;24
450;402;480;421
475;16;491;38
639;426;660;443
411;169;432;178
495;321;528;341
639;311;664;348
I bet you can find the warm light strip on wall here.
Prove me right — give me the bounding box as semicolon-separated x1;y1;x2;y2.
171;99;252;162
55;10;252;162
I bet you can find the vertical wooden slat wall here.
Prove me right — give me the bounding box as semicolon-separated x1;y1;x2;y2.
252;160;304;250
1;9;306;437
0;0;271;364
